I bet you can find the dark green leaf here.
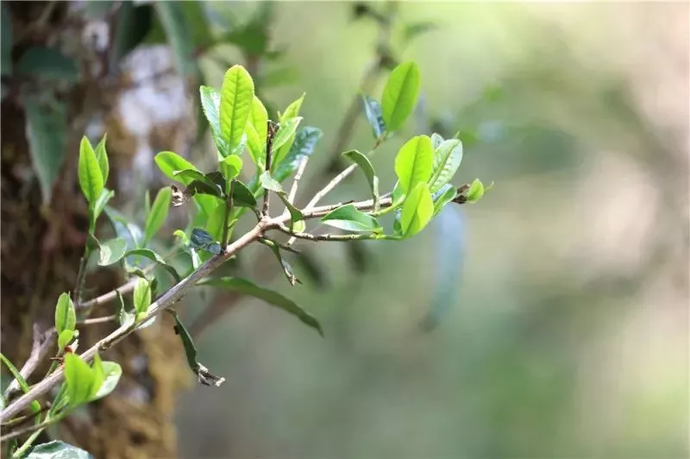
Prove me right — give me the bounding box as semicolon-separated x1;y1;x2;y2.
220;65;255;156
394;135;433;193
231;180;258;208
190;228;221;255
185;179;224;199
25;441;93;459
55;292;76;335
429;139;463;193
15;46;79;82
343;149;380;210
1;4;12;76
381;61;420;132
144;187;172;243
64;353;94;408
108;3;153;69
155;2;197;76
400;182;433;238
125;248;181;282
199;277;323;336
168;310;225;386
432;183;458;217
97;237;127;266
321;204;381;233
362;95;385;139
78;136;104;205
278;194;304;231
274;126;322;183
155;151;199;185
24;97;67;204
260;239;301;286
199;85;228;157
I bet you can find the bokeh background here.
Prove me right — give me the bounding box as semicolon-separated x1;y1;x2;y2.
2;1;688;458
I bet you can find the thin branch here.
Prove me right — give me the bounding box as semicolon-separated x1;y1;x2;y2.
221;181;235;250
3;326;55;400
287;156;309;205
78;275;138;310
0;221;268;424
74;247;91;307
262;121;278;216
273;224;393;243
76;315;117;326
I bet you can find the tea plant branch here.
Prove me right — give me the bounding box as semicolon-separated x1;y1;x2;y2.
221;181;235;250
287;157;309;205
4;326;54;399
0;221;267;424
273;224;393;243
77;277;139;310
76;315;117;326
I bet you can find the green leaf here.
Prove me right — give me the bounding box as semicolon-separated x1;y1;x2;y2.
78;136;104;205
125;248;181;282
199;85;228;157
273;94;306;167
104;206;144;251
432;184;458;217
220;155;243;194
55;292;76;335
260;239;301;286
394;135;433;193
280;92;306;122
168;310;225;386
246;97;268;166
274;126;322;183
381;61;420;132
205;202;226;242
0;353;42;416
428;139;463;193
64;353;94;408
362;95;386;139
343;150;380;210
15;46;80;82
94;134;109;184
133;277;152;316
58;330;75;351
116;291;135;328
24;96;67;204
155;2;197;76
90;361;122;401
271;117;302;165
89;353;104;401
155;151;199;185
25;441;93;459
173;168;212;185
1;4;12;76
466;178;485;203
231;180;258;208
220;65;255;156
400;182;433;238
190;228;221;255
259;171;283;193
144;187;172;244
200;277;323;336
321;204;381;233
278;195;304;231
97;237;127;266
251;96;268;143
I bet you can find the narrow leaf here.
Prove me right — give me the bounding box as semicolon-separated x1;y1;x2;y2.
25;441;92;459
400;182;433;238
168;310;225;386
394;135;433;193
260;239;301;286
199;277;323;336
271;116;302;164
97;237;127;266
94;134;109;183
321;204;381;233
78;136;104;205
0;353;42;416
362;95;385;139
55;292;76;334
432;183;458;217
220;65;255;156
93;188;115;222
428;139;463;193
155;2;197;76
280;92;306;121
381;61;421;132
199;85;228;157
343;150;380;210
144;187;172;243
89;353;104;400
259;171;283;192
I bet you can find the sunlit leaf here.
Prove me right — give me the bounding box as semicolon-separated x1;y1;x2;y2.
274;126;322;183
343;150;380;210
466;178;485;203
55;292;76;335
64;353;94;408
98;237;127;266
381;61;420;132
220;65;255;156
199;85;228;156
431;183;458;218
428;138;463;193
90;361;122;401
155;151;199;185
394;135;433;193
321;204;381;233
400;182;433;238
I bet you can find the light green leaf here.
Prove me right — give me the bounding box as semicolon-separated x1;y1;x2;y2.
0;353;42;418
155;151;199;185
94;134;109;183
90;361;122;401
279;92;306;122
400;182;433;238
199;277;323;336
93;188;115;224
220;154;243;187
251;96;268;142
78;136;104;205
64;353;94;408
321;204;381;233
125;248;181;282
144;187;172;243
89;353;104;400
24;97;67;204
432;184;458;217
466;178;485;203
271;116;302;165
220;65;255;156
274;126;322;183
55;292;76;335
97;237;127;266
259;171;283;193
247;96;268;166
394;135;433;193
25;441;93;459
429;139;463;193
133;277;151;316
58;329;75;351
362;95;385;139
343;150;380;210
199;85;228;156
381;61;420;132
205;201;226;242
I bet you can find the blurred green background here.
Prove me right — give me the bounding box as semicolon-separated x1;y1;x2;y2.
172;2;688;458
